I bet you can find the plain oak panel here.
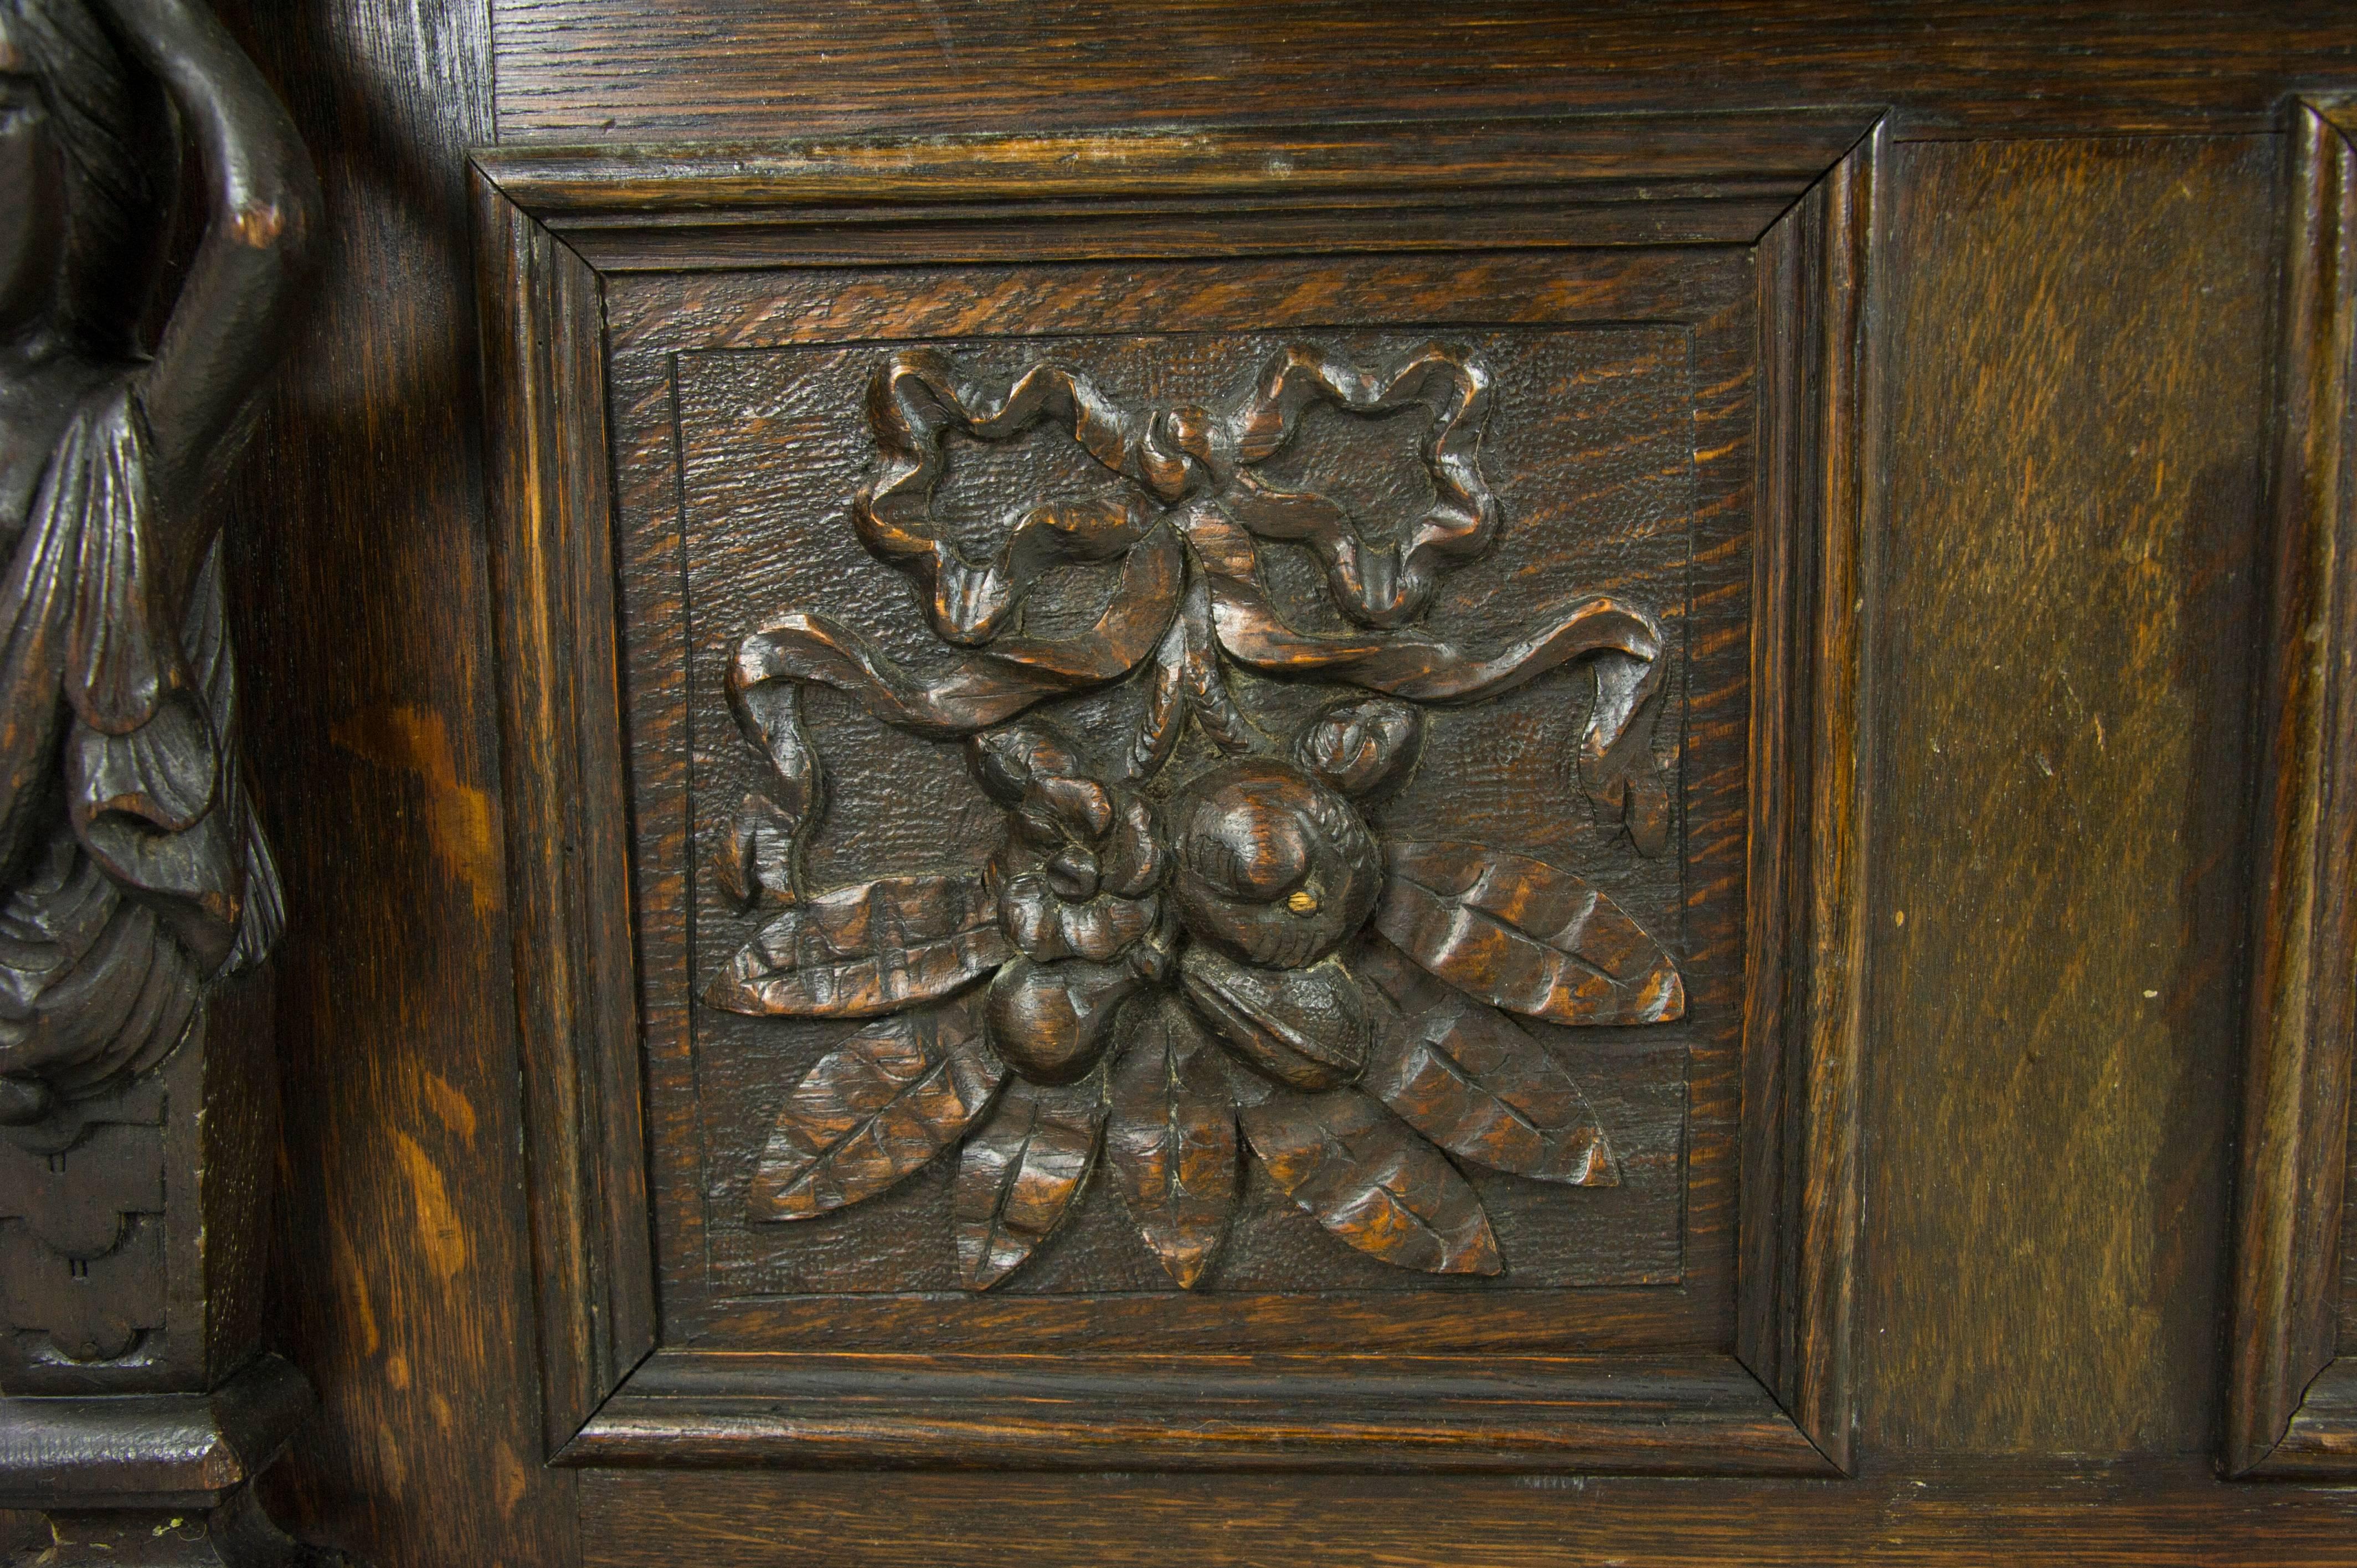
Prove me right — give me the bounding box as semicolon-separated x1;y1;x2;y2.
1862;136;2276;1453
579;1462;2357;1567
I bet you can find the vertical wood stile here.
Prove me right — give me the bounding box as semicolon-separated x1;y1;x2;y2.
2226;100;2357;1478
1740;122;1879;1476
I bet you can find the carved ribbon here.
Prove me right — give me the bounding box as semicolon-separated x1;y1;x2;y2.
727;341;1676;896
1205;342;1497;629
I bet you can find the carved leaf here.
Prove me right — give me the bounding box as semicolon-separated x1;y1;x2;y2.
706;872;1012;1018
1376;841;1684;1026
747;989;1005;1220
1125;570;1255;782
1105;996;1238;1288
1239;1087;1500;1275
953;1072;1106;1289
1357;938;1617;1184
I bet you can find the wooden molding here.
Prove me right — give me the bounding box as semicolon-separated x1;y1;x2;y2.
474;110;1880;268
471;111;1879;1474
1740;123;1880;1476
560;1350;1827;1474
474;172;658;1453
2225;96;2357;1479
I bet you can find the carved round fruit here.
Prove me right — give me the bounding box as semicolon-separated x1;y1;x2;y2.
1167;759;1382;969
985;957;1144;1085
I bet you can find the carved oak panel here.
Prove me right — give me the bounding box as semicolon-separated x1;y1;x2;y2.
472;112;1872;1472
679;325;1697;1300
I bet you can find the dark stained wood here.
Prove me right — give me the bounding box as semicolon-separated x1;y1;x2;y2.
488;2;2356;142
0;1353;327;1565
198;0;583;1561
42;3;2344;1559
474;168;655;1451
616;260;1744;1330
0;1353;309;1510
578;1459;2357;1568
1238;1085;1505;1278
952;1075;1105;1289
2226;97;2357;1479
2254;1358;2357;1476
1862;136;2276;1453
1358;938;1617;1185
0;1;339;1556
471;112;1880;267
1737;129;1877;1477
467;111;1866;1477
1376;840;1684;1025
599;238;1753;1348
1104;994;1238;1289
743;991;1004;1223
562;1350;1830;1476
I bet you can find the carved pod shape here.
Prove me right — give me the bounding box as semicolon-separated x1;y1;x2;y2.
1179;945;1371;1091
1294;695;1423;801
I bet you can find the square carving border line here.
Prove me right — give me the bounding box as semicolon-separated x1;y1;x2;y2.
469;111;1881;1477
2226;97;2357;1479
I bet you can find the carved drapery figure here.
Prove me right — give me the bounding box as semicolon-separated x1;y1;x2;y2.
0;2;331;1562
0;0;304;1134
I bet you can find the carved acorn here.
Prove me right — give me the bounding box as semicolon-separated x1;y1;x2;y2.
1167;757;1382;972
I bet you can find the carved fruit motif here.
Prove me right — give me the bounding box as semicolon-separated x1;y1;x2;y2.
711;342;1687;1290
1169;758;1382;971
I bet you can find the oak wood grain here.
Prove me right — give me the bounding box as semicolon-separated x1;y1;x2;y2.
1862;135;2276;1453
475;171;657;1452
204;1;583;1562
561;1350;1831;1476
469;112;1876;265
1738;125;1877;1477
604;243;1759;1352
487;1;2356;142
470;111;1875;1480
579;1458;2357;1568
2224;99;2357;1479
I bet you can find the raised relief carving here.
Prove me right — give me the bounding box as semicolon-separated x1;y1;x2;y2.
0;0;296;1146
0;0;337;1560
711;342;1685;1291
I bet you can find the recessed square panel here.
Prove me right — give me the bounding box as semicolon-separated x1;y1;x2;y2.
472;112;1871;1471
602;253;1752;1352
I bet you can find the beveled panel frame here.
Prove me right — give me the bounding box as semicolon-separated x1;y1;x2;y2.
470;111;1881;1476
2225;96;2357;1479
